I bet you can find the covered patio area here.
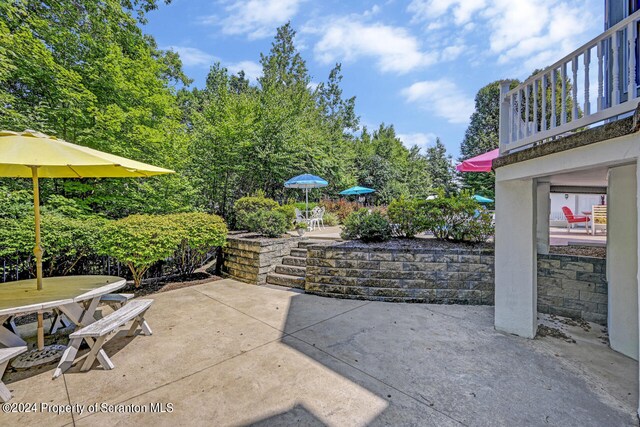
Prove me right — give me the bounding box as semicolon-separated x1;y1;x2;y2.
2;279;635;426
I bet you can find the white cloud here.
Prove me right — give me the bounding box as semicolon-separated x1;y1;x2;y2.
407;0;601;76
165;46;215;67
203;0;303;40
226;60;262;82
310;19;437;74
397;132;438;151
401;79;474;124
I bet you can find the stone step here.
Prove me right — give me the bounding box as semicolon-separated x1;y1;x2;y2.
297;240;325;248
290;248;307;258
275;264;307;276
266;273;305;289
283;256;306;267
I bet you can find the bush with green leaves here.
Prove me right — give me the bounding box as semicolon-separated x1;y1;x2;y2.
243;210;289;237
322;212;339;226
168;213;228;278
422;193;493;243
387;196;427;238
274;204;296;227
341;209;392;242
234;194;279;230
0;214;106;278
98;214;182;287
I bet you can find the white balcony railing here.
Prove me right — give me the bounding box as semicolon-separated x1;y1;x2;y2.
499;10;640;155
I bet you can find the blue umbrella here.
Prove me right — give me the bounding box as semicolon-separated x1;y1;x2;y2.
473;194;494;203
284;173;328;217
339;186;375;196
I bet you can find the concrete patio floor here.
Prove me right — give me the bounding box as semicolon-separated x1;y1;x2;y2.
1;278;636;426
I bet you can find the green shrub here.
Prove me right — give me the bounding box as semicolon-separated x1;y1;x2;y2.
244;210;289;238
387;196;427;238
341;209;392;242
322;212;339;226
234;195;279;230
274;204;296;227
0;214;106;277
41;214;106;276
294;202;317;213
169;213;228;278
422;193;494;243
98;214;182;287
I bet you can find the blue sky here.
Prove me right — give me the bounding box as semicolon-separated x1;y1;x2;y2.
143;0;603;159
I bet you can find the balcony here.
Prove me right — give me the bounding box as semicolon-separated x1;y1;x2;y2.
499;10;640;155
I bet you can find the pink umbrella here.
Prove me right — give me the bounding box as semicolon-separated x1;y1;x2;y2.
456;148;499;172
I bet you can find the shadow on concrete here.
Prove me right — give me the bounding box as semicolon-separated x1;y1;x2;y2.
247;404;327;427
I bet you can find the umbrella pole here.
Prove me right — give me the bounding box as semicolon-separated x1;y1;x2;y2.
305;188;309;219
31;166;45;350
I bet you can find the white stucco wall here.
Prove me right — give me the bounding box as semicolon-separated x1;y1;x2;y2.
494;176;537;338
607;163;638;360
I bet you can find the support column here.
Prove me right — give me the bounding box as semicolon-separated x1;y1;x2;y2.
495;174;537;338
607;163;638;360
536;181;550;255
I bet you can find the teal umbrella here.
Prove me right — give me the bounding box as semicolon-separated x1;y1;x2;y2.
284;173;328;217
473;194;494;203
339;186;375;195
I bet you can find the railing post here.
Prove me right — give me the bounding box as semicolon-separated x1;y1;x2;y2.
613;31;620;105
628;21;637;100
572;56;578;121
533;79;538;134
542;73;548;131
499;81;511;154
598;40;604;111
584;49;591;115
551;70;557;128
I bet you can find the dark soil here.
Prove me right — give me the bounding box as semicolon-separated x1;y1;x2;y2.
335;238;493;250
549;245;606;258
123;272;221;297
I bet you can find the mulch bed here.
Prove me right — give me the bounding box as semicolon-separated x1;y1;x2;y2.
335;237;493;250
549;245;606;258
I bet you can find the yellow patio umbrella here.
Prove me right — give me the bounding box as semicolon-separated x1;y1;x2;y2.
0;130;174;348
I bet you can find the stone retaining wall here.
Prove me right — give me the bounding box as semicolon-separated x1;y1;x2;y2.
305;242;495;304
537;253;607;325
221;233;305;285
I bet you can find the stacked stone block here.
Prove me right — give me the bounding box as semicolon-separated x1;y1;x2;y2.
221;233;306;285
305;243;495;304
537;253;607;325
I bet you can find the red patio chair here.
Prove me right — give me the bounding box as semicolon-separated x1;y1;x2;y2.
561;206;590;233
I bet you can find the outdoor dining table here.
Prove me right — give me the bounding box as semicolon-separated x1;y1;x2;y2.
0;275;126;349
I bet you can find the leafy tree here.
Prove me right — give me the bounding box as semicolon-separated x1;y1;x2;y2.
0;0;194;217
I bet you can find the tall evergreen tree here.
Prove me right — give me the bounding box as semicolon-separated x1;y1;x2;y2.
425;138;456;195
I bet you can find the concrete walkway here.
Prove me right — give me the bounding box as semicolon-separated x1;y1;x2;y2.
1;279;636;426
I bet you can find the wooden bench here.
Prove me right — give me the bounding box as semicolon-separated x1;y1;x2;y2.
53;299;153;379
99;293;135;310
0;346;27;402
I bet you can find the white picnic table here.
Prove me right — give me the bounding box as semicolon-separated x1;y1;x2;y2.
0;275;126;348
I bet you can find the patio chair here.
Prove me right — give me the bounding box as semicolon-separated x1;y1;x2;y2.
308;206;323;231
591;205;607;235
294;208;310;230
561;206;590;233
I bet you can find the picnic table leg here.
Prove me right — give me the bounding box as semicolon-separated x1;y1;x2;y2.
80;335;113;372
53;337;82;379
127;311;152;337
58;296;101;327
0;359;12;402
0;316;27;347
